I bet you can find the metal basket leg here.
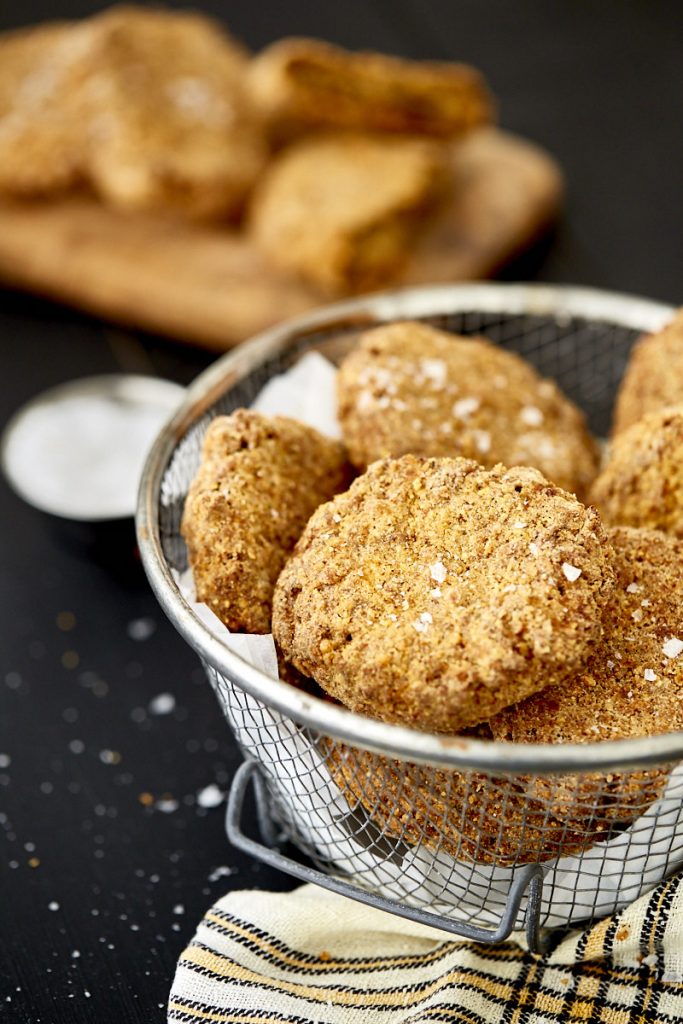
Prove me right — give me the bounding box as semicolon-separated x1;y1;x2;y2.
226;759;547;951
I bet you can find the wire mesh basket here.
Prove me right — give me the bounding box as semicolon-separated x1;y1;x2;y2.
137;283;683;950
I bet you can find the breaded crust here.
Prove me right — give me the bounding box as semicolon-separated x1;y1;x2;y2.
273;455;615;733
337;321;599;497
181;410;351;634
246;37;494;141
590;406;683;538
613;308;683;435
0;6;267;218
248;134;451;295
324;740;611;866
0;20;95;195
490;527;683;822
82;6;267;220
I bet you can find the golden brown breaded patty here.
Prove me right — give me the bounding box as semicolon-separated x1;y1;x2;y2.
82;6;267;220
590;406;683;538
324;740;611;866
0;20;96;196
337;321;599;498
490;526;683;822
613;308;683;435
181;410;351;634
273;455;615;734
246;37;493;142
248;134;451;295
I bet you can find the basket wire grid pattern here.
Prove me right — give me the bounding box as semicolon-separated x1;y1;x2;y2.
151;292;683;945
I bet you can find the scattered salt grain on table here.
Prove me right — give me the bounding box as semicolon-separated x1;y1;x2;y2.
197;784;224;809
156;797;179;814
208;865;235;883
127;617;156;642
149;693;176;715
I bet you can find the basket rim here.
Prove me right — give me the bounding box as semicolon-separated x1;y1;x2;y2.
136;281;683;773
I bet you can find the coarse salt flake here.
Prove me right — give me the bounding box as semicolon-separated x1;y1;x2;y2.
412;612;432;633
561;562;582;582
356;390;374;412
452;397;480;419
513;521;526;529
529;542;540;557
472;429;491;454
520;405;544;427
663;637;683;659
332;513;341;523
430;588;442;598
430;561;447;584
419;358;447;388
626;582;641;594
644;669;658;682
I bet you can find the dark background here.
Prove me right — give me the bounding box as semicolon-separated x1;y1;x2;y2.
1;3;682;1022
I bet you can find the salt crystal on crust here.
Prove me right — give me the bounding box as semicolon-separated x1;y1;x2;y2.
429;561;447;584
663;637;683;659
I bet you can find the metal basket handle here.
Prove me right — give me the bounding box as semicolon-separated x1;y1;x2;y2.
226;759;546;952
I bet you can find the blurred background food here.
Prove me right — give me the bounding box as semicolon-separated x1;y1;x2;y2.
0;4;564;347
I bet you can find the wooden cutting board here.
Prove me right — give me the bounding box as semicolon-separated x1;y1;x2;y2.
0;129;562;351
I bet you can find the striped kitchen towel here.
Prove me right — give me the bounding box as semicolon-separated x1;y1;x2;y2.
168;876;683;1023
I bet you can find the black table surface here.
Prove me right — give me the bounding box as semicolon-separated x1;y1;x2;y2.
1;3;682;1022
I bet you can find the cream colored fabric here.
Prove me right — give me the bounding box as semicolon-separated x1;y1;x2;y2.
169;875;683;1022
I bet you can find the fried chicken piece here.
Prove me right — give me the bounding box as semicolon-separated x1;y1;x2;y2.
613;308;683;434
0;20;95;195
82;6;267;220
181;410;351;633
273;455;615;734
337;321;599;498
247;37;494;142
325;740;612;867
249;133;451;295
590;406;683;538
490;527;683;825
